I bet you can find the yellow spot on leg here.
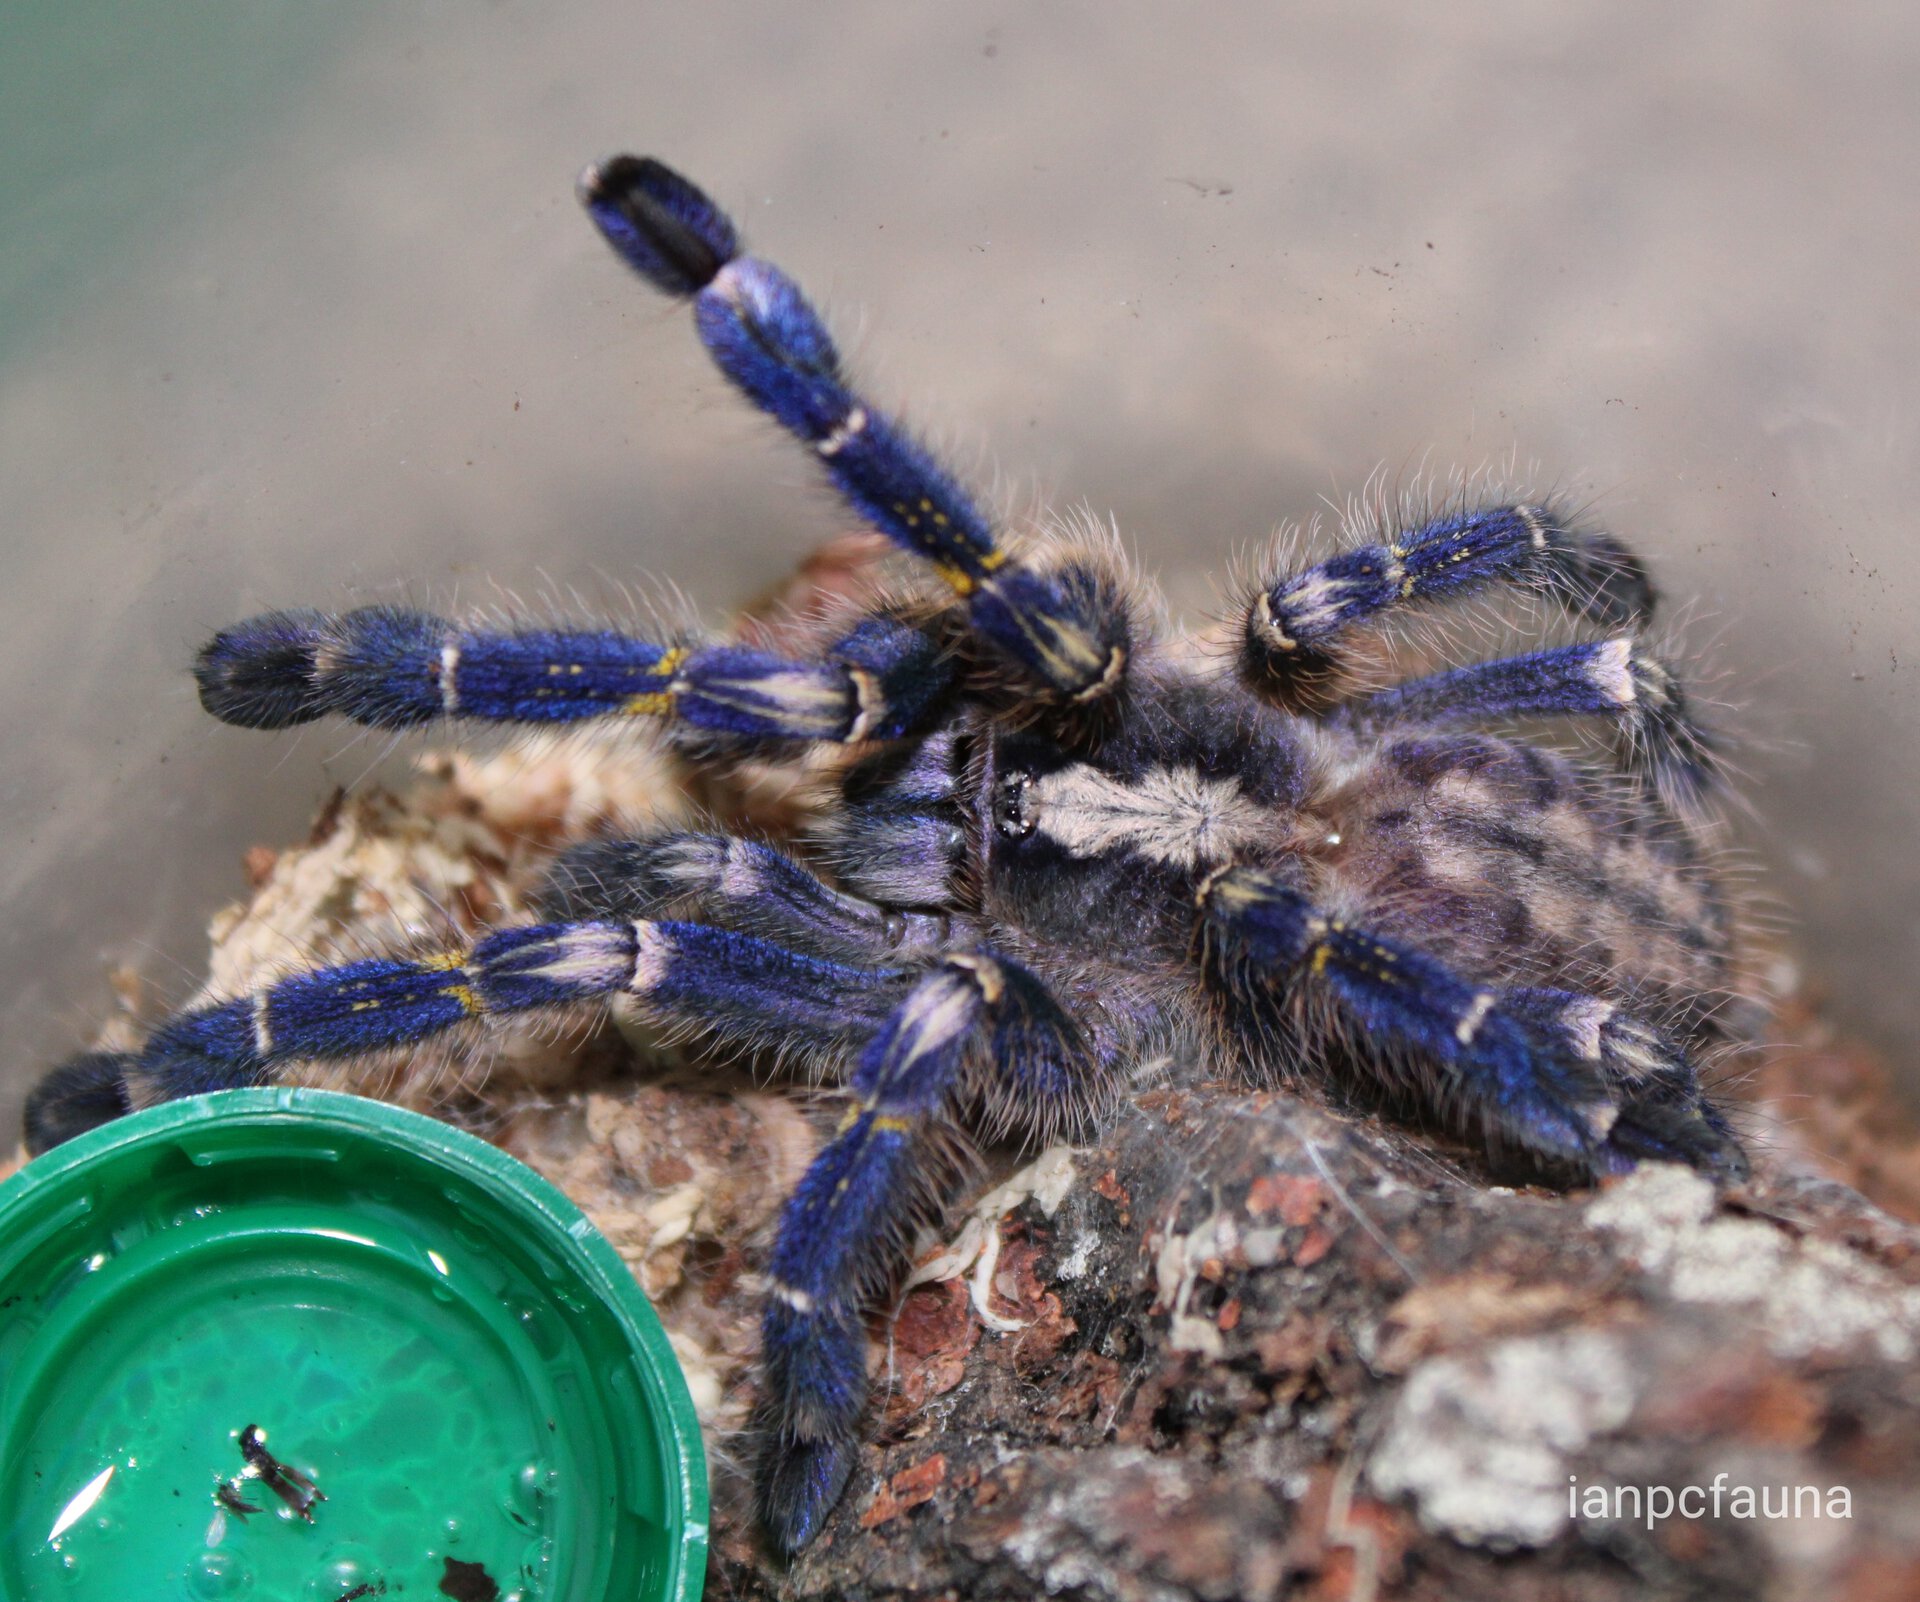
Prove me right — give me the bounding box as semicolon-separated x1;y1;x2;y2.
619;646;689;716
933;562;978;596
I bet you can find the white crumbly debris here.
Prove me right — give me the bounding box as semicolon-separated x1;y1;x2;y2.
1052;1229;1097;1283
1368;1329;1639;1548
206;785;492;995
640;1181;708;1253
1587;1164;1920;1364
996;1448;1254;1599
208;736;684;997
906;1145;1079;1332
188;734;687;1104
1153;1206;1242;1358
1371;1170;1920;1551
667;1328;726;1420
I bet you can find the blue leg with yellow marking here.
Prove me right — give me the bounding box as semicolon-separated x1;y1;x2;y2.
755;949;1091;1553
1195;864;1615;1170
579;156;1131;706
1339;638;1722;806
1240;502;1653;704
533;833;956;963
194;606;950;746
25;922;919;1150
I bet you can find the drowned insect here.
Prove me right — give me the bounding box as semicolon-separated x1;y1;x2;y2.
217;1423;325;1525
27;156;1750;1552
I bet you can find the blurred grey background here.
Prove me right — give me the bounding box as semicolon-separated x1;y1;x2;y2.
3;0;1916;1140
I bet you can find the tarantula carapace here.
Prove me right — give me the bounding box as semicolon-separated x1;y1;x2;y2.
25;156;1749;1552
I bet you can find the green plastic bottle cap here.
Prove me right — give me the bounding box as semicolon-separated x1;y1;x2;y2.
0;1088;707;1601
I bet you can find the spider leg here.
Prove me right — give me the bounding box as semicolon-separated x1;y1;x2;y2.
22;1051;135;1154
1238;501;1653;707
533;832;956;962
579;156;1131;707
23;921;916;1154
755;948;1091;1553
1336;638;1722;807
194;606;951;746
534;716;970;952
1198;863;1688;1177
1501;987;1747;1180
814;723;971;908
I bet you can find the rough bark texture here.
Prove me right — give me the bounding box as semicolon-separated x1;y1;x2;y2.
494;1056;1920;1602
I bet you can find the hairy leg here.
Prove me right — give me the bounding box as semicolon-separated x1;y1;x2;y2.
1238;501;1651;708
533;832;957;962
1336;638;1721;808
1195;864;1744;1179
753;948;1091;1551
580;156;1132;707
23;920;914;1153
1501;986;1745;1178
195;606;949;748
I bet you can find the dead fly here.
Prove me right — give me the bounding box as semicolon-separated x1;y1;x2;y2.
213;1423;327;1525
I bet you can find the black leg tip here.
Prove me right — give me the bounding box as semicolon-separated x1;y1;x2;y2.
1236;628;1347;715
757;1432;860;1557
579;155;739;297
1548;518;1657;629
24;1051;135;1155
194;609;331;729
1603;1094;1750;1185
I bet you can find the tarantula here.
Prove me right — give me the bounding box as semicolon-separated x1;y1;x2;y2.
26;156;1749;1553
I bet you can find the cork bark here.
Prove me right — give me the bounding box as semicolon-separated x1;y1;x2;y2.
496;1049;1920;1602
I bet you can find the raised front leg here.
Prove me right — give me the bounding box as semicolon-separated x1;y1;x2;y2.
579;156;1133;708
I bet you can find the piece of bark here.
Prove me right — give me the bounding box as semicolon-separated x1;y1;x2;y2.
678;1086;1920;1602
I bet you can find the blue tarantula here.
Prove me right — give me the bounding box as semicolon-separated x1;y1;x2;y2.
27;156;1748;1553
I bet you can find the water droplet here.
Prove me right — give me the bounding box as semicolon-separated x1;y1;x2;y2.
186;1548;253;1599
306;1544;376;1601
519;1535;555;1583
503;1460;556;1523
